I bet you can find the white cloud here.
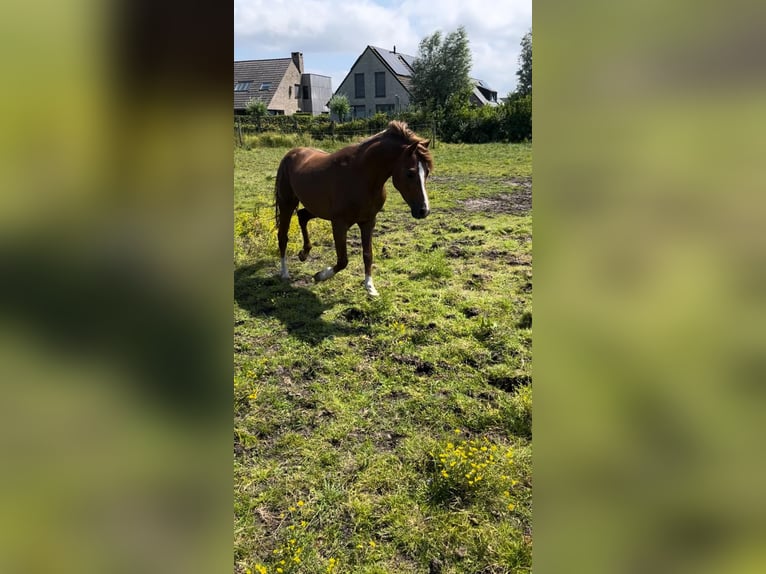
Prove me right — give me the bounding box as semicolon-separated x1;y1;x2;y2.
234;0;531;96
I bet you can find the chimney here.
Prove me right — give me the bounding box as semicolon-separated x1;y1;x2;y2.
291;52;304;74
393;45;396;54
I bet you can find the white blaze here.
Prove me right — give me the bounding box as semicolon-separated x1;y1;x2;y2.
418;161;430;212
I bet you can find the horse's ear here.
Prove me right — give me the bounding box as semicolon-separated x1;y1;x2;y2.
407;141;420;155
422;139;430;149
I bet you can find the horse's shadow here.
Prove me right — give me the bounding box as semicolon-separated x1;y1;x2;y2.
234;263;361;343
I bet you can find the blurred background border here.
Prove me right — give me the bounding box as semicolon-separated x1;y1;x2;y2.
2;0;766;573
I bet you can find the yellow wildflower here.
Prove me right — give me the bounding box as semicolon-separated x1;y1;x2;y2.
297;500;305;507
369;540;376;547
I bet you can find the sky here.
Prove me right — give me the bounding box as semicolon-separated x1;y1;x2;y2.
234;0;532;99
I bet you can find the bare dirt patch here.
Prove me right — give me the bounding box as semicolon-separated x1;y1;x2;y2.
458;177;532;215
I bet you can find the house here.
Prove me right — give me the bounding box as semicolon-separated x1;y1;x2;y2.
470;79;499;107
334;46;415;119
234;52;332;116
333;45;499;119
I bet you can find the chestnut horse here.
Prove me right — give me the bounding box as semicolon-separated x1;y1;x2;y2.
274;120;433;296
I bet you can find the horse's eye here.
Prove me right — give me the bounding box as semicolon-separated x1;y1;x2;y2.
406;171;415;178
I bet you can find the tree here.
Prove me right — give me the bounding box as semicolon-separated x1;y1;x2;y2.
246;98;268;131
514;30;532;98
410;26;473;115
328;94;350;123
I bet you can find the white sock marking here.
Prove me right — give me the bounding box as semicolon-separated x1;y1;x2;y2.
317;266;335;281
418;161;430;213
364;275;379;296
280;257;289;279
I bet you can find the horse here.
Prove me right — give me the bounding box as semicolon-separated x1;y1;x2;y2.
274;120;433;296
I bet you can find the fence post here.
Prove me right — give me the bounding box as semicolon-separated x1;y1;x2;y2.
431;121;437;149
237;118;243;147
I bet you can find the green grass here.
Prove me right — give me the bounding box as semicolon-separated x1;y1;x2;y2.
234;138;532;574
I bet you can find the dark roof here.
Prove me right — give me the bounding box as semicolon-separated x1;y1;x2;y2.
234;58;291;110
370;46;416;76
364;46;418;96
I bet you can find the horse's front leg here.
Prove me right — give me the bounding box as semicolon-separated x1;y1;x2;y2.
314;220;348;283
359;220;379;296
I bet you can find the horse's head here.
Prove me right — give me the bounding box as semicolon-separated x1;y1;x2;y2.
392;140;432;219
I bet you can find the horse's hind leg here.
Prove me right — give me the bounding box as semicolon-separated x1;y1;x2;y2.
277;197;299;279
314;220;348;283
297;208;316;261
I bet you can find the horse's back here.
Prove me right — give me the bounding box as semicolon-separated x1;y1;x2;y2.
282;146;330;170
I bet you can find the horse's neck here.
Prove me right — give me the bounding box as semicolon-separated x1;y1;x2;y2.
363;137;404;185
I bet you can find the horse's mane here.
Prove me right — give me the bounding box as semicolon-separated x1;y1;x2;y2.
375;121;434;172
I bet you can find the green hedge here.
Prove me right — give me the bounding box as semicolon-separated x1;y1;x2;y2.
439;96;531;143
234;100;530;143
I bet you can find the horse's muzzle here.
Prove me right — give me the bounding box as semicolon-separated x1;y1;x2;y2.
412;206;430;219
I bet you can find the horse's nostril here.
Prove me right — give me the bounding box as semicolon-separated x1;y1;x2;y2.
419;208;430;218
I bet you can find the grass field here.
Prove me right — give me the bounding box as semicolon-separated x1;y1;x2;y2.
234;135;532;574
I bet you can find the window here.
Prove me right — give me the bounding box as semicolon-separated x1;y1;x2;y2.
234;81;251;92
295;84;301;99
259;82;271;91
375;72;386;97
352;105;366;118
354;73;365;98
375;104;395;115
303;85;310;100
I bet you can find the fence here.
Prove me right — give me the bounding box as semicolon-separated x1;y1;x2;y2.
234;115;439;147
234;98;531;145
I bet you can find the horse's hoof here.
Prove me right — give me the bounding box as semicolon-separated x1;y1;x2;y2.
363;277;378;297
298;251;308;262
314;267;335;282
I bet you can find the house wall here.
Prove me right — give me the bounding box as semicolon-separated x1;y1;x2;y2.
301;74;332;115
270;63;302;115
336;48;411;118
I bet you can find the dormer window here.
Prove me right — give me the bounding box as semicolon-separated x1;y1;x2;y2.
234;81;251;92
259;82;272;91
